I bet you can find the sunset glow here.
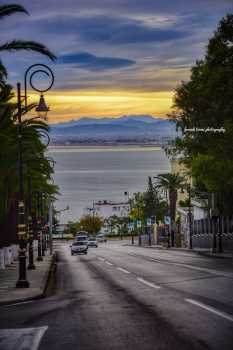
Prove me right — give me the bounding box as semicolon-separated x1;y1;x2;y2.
2;0;231;123
29;90;174;122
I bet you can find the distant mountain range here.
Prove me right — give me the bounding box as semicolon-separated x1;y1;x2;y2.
50;115;178;144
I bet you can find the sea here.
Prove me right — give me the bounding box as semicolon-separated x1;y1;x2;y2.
47;146;170;223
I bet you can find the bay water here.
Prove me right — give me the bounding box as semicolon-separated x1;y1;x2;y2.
47;146;170;223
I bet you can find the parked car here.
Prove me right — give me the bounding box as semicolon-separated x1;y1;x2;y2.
71;241;88;255
96;234;107;243
88;237;98;248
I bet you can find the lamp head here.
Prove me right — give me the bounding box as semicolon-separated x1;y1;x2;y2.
36;93;49;120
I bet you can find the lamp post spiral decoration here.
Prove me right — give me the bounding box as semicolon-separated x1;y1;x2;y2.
24;64;54;119
16;64;54;288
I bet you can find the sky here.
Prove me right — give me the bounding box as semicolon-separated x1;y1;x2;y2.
1;0;233;122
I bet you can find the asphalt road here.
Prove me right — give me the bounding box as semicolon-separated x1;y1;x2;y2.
0;241;233;350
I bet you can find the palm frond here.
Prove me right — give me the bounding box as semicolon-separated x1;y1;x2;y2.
23;118;49;130
0;40;56;61
0;4;28;19
0;59;7;79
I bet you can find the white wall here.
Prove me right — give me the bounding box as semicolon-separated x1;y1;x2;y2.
84;202;130;219
193;206;208;220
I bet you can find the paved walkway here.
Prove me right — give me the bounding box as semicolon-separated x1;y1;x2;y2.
0;253;54;306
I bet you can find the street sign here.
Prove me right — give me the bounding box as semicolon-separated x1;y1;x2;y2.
151;216;156;224
164;216;171;225
128;222;134;231
137;220;141;228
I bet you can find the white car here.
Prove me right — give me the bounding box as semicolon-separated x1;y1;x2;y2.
96;234;107;243
75;234;88;242
71;241;88;255
88;237;98;247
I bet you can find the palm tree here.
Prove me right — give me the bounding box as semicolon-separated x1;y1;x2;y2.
0;83;58;245
0;3;57;246
154;173;185;221
154;173;185;246
0;3;56;81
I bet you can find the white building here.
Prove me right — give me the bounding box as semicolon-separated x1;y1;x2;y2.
191;199;209;220
84;200;130;219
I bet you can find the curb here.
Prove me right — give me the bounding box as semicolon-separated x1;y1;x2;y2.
195;251;233;260
0;253;56;307
41;252;57;296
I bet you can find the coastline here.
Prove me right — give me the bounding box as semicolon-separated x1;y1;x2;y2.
47;145;163;153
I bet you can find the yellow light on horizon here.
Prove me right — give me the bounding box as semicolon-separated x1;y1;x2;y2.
27;89;174;123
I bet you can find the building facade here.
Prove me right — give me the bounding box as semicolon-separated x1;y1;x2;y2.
84;200;130;219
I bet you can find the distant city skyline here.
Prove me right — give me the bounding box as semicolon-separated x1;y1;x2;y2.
2;0;233;121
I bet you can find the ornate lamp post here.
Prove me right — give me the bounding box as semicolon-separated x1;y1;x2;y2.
124;191;134;245
36;191;43;262
16;64;54;288
180;183;193;249
137;205;142;246
27;172;35;270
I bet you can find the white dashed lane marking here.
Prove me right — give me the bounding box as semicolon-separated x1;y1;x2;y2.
185;299;233;323
0;326;48;350
98;257;105;262
116;267;131;274
105;261;113;266
1;300;38;308
136;277;161;289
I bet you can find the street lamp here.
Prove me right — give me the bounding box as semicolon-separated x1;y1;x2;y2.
25;156;55;268
153;177;171;248
56;206;69;239
187;184;193;249
136;205;142;246
36;93;50;120
92;202;95;235
180;183;193;249
124;191;134;244
36;191;43;262
27;172;35;270
24;63;54;116
16;64;54;288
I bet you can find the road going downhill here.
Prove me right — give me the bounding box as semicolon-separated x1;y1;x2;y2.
0;240;233;350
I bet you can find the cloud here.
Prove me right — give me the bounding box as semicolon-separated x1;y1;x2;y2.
3;0;231;121
30;14;189;45
14;1;233;19
74;15;188;44
59;52;136;71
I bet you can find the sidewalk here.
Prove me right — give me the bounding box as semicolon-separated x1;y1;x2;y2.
126;243;233;259
0;253;55;306
167;247;233;259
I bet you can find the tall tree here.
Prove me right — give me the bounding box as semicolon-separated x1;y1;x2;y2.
79;215;103;235
171;14;233;215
